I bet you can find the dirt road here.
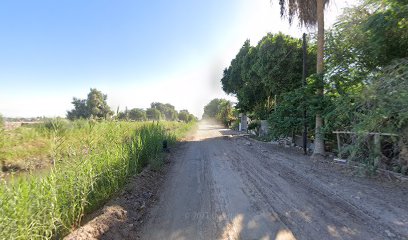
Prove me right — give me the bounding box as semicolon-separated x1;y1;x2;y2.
138;121;408;240
67;121;408;240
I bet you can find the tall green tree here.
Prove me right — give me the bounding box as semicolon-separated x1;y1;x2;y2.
329;0;408;72
67;98;88;120
221;33;315;119
87;88;113;119
222;40;266;115
203;99;223;118
216;100;234;127
203;99;235;127
275;0;329;158
322;0;408;133
66;88;113;120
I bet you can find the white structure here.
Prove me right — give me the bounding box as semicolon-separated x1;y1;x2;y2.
260;120;269;136
239;113;248;132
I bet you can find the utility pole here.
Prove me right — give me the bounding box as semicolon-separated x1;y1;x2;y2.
302;33;308;155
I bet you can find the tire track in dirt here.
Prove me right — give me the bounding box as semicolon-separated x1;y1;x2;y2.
225;136;407;239
68;122;408;240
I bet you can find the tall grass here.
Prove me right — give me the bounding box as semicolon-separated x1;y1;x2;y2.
0;120;194;239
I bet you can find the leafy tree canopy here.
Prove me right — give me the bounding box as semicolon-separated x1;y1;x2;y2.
203;99;235;127
221;33;316;118
128;108;147;121
178;110;196;123
150;102;178;121
67;88;113;120
146;108;163;121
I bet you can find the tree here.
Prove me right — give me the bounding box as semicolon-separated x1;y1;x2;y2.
67;98;88;120
329;0;408;71
222;40;266;115
146;108;162;121
178;111;189;122
203;99;223;118
87;88;113;119
150;102;178;121
178;110;195;123
221;33;316;119
275;0;329;158
117;107;129;120
203;99;235;127
66;88;113;120
216;100;234;127
128;108;147;121
322;0;408;133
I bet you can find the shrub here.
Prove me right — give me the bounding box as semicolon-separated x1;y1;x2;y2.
248;120;261;136
231;119;240;130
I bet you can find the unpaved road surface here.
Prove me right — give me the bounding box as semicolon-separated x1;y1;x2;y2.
139;122;408;240
68;121;408;240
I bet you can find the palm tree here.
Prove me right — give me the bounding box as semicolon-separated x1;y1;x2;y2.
276;0;328;158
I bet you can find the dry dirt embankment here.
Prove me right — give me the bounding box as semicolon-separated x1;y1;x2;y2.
68;121;408;240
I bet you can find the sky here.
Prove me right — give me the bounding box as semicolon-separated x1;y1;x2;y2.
0;0;357;118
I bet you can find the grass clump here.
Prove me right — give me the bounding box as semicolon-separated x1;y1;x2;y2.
0;120;195;239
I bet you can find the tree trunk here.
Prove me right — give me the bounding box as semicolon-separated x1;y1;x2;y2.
312;0;326;159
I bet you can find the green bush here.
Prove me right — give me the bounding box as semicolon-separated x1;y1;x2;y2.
248;120;261;135
231;119;240;130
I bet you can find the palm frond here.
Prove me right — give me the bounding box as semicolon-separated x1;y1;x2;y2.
275;0;329;27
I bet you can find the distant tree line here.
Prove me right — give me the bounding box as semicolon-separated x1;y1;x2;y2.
116;103;196;122
67;89;197;122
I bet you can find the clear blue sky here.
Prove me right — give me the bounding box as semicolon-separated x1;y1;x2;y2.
0;0;356;118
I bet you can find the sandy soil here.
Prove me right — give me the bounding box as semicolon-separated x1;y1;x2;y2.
67;121;408;240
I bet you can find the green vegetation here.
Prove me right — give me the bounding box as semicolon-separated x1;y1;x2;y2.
221;33;316;119
67;89;197;124
221;0;408;173
248;120;261;136
67;88;114;120
274;0;328;157
178;110;196;123
203;98;235;127
0;120;195;239
118;108;148;121
150;102;178;121
0;124;51;171
146;107;163;121
128;108;147;121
